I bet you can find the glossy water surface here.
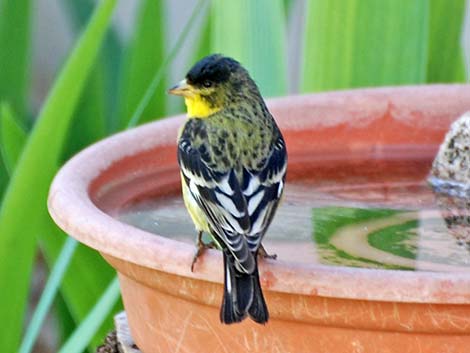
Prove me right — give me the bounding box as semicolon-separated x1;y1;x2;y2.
118;178;470;273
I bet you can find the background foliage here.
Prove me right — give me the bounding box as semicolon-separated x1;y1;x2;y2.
0;0;467;351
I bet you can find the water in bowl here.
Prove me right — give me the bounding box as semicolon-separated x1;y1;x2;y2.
118;176;470;273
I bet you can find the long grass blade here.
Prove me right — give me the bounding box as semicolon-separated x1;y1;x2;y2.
61;0;115;159
427;0;466;82
0;102;27;175
54;294;77;347
0;1;116;351
0;146;7;199
127;0;210;128
38;219;117;349
57;277;121;353
62;0;123;133
211;0;287;96
0;0;32;120
117;0;166;128
301;0;429;92
44;2;122;345
19;237;78;353
191;10;212;63
0;102;25;198
62;67;106;161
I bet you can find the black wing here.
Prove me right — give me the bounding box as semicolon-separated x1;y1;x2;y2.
178;133;255;274
242;133;287;251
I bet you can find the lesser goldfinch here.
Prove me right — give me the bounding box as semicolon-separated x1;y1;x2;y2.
168;54;287;324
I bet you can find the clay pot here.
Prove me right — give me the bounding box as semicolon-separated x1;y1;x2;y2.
49;85;470;353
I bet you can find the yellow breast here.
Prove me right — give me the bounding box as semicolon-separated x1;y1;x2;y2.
181;175;210;233
184;95;221;118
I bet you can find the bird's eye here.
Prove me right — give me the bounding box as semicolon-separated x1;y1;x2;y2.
202;80;212;88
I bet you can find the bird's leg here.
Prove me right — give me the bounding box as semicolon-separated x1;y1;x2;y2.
191;231;217;272
191;231;205;272
258;244;277;260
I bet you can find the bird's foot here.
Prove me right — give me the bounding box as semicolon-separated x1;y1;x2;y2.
258;245;277;260
191;231;217;272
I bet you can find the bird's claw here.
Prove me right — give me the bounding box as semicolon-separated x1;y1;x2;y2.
191;246;203;272
258;245;277;260
191;232;216;272
261;252;278;260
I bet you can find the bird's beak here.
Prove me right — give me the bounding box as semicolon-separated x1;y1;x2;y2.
168;79;194;97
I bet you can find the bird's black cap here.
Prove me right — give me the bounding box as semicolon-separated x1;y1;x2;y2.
186;54;240;86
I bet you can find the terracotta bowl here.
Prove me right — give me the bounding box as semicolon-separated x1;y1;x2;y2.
49;85;470;353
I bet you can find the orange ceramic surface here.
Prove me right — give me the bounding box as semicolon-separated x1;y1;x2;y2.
49;85;470;352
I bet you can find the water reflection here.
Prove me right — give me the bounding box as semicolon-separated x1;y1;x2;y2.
118;182;470;272
313;207;470;271
433;193;470;250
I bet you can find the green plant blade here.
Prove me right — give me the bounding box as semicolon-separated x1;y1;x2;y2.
0;102;24;198
0;1;116;351
57;277;121;353
49;3;121;345
0;147;7;199
301;0;429;92
117;0;166;128
38;218;117;349
62;66;106;161
54;293;77;347
0;0;32;120
192;10;212;63
211;0;287;97
127;0;210;128
19;237;78;353
170;8;212;115
427;0;466;82
283;0;294;17
0;102;27;175
62;0;123;133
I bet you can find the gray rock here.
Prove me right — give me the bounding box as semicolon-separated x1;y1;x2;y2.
431;112;470;184
430;112;470;250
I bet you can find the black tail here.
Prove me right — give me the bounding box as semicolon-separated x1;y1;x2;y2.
220;251;269;324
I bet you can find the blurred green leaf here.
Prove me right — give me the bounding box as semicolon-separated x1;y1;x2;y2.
427;0;466;82
0;1;116;351
0;150;7;199
301;0;429;91
62;67;106;161
0;102;24;198
283;0;295;18
60;244;117;349
0;0;32;121
172;9;212;115
212;0;287;97
117;0;166;128
62;0;123;133
19;237;78;353
57;277;121;353
192;10;212;63
50;4;121;345
35;4;118;334
38;220;117;350
54;294;77;347
61;3;106;159
128;0;210;128
0;102;27;175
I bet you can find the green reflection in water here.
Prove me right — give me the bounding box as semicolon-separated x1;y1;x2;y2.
313;207;409;270
312;207;470;271
368;220;418;260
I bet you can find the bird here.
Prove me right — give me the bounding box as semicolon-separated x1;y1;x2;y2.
168;54;287;324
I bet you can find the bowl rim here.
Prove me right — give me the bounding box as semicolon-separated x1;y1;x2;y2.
48;84;470;304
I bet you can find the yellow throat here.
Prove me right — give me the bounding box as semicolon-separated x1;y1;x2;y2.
184;95;220;118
